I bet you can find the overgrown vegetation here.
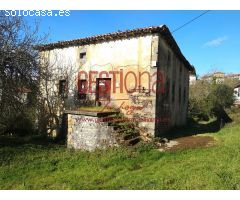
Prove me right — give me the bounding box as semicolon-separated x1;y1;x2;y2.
189;80;235;121
1;12;240;190
0;12;46;136
0;109;240;189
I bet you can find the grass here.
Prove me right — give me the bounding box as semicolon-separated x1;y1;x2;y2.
77;106;117;112
1;111;240;189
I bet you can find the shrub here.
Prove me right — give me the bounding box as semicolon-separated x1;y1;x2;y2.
189;80;234;121
1;108;36;136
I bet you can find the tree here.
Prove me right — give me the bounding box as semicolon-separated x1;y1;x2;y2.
189;80;212;120
189;79;234;122
0;12;46;135
0;13;81;137
37;53;79;137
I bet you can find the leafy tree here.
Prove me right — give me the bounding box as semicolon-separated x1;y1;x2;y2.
0;12;46;135
189;79;234;122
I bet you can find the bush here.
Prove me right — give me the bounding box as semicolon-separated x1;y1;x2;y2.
1;109;36;137
189;80;234;121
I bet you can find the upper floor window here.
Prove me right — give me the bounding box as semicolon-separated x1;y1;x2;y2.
80;52;86;59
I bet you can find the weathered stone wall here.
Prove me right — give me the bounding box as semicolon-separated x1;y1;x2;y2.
154;34;189;136
121;35;159;137
40;34;157;103
67;112;117;151
40;32;190;139
41;34;160;137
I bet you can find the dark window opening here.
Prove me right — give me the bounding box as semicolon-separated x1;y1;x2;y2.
59;80;68;98
184;88;186;103
164;79;170;100
179;86;182;104
167;51;171;69
78;79;87;100
80;52;86;59
172;83;175;103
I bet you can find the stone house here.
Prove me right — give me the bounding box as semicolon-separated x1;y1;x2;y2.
37;25;194;149
234;83;240;107
201;72;240;83
201;72;225;83
17;87;32;104
189;70;197;85
227;73;240;80
201;72;240;107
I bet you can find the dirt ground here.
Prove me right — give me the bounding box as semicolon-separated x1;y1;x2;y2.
159;135;215;152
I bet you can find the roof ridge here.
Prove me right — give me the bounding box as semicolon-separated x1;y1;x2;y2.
36;25;166;50
36;24;194;72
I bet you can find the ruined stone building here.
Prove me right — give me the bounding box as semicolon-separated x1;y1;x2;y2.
37;25;194;150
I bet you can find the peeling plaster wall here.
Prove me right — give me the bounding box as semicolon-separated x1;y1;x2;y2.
41;35;159;136
41;35;157;100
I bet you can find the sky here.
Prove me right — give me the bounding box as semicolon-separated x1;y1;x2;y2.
25;10;240;76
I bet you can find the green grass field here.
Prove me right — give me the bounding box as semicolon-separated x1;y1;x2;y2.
1;112;240;189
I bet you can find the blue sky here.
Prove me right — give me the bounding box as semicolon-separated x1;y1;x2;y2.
26;10;240;76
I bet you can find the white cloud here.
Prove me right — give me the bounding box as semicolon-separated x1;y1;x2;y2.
203;36;228;47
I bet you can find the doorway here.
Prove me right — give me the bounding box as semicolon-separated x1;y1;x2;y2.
96;78;111;106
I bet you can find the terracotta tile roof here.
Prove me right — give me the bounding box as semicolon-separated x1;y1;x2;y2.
36;25;194;72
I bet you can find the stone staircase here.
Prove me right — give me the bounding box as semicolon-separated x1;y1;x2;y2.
65;110;147;151
107;114;141;146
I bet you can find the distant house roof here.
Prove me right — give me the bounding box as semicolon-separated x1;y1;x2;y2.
201;72;225;79
234;83;240;89
201;74;212;79
202;72;240;80
35;25;194;72
226;73;240;78
17;87;31;93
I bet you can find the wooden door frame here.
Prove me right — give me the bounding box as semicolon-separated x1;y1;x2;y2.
96;78;111;105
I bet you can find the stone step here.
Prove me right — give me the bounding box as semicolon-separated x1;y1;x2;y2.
125;137;141;146
123;133;137;140
115;128;139;135
105;116;141;146
112;124;135;130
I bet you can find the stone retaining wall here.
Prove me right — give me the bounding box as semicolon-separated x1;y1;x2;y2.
65;111;118;151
